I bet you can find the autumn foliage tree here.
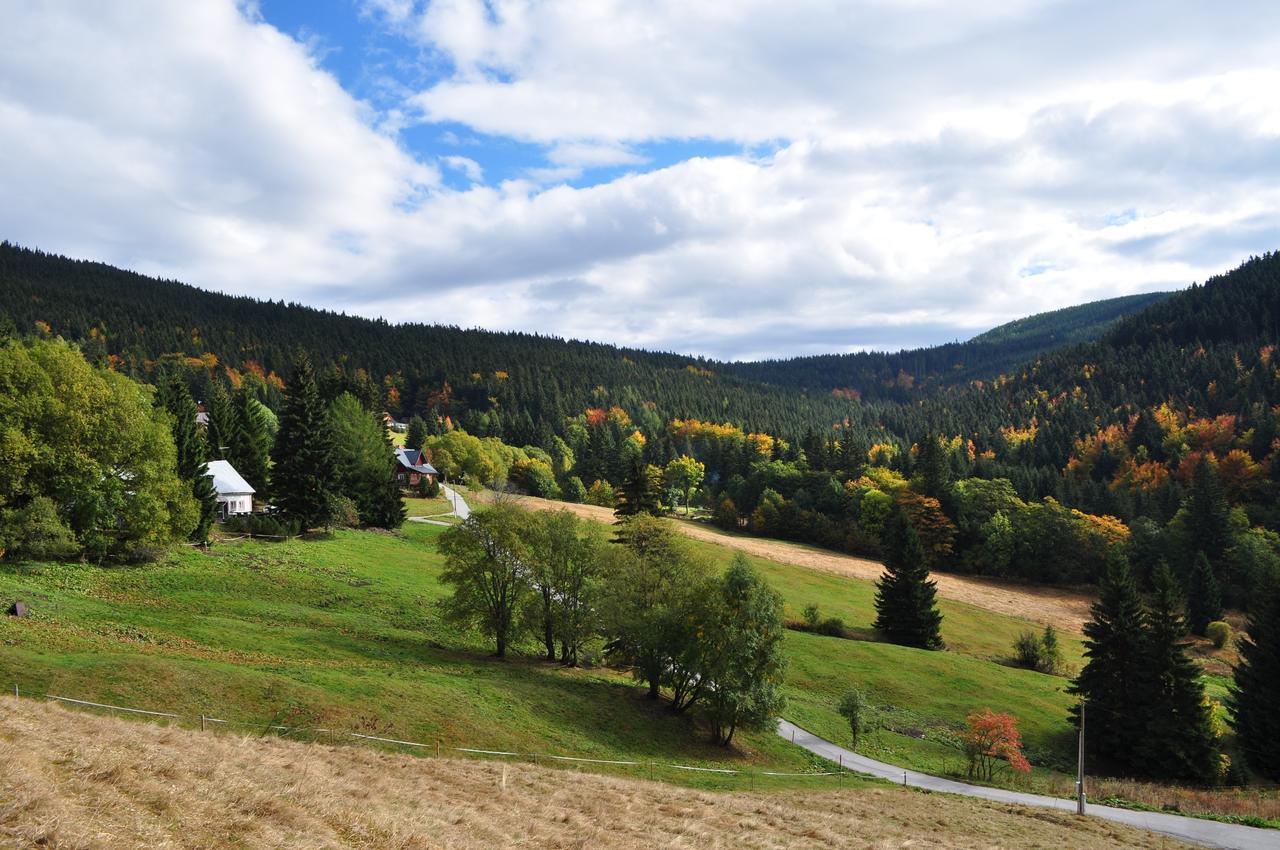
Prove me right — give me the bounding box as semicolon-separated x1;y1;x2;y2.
960;709;1031;781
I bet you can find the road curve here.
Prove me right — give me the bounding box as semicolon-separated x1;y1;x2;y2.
777;719;1274;850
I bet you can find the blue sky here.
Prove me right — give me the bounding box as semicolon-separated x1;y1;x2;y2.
2;1;1279;360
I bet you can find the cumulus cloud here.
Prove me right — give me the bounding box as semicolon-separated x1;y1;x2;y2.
3;0;1280;360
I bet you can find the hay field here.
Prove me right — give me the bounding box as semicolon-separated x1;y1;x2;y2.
0;699;1186;850
480;493;1095;633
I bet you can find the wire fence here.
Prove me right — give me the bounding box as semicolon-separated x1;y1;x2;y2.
11;687;845;787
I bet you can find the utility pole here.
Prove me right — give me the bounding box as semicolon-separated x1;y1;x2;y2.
1076;701;1086;815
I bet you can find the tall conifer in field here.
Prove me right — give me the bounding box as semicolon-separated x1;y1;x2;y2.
271;351;336;528
615;454;662;518
1139;563;1218;781
873;510;943;649
1229;588;1280;780
1068;551;1148;772
157;374;219;541
1186;551;1223;636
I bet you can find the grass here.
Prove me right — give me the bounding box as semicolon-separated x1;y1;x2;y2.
0;511;1265;823
0;522;827;790
402;494;453;517
0;698;1193;850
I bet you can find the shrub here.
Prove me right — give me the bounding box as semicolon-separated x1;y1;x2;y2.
561;476;587;504
416;477;440;499
326;495;361;529
837;687;869;748
1012;625;1061;674
224;514;300;538
818;617;847;637
802;604;821;628
584;479;616;508
1206;620;1231;649
1013;630;1042;669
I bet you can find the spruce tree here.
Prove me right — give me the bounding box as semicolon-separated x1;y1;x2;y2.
367;423;408;529
204;379;234;460
405;415;428;452
1229;588;1280;780
271;351;337;529
614;454;662;518
1139;562;1218;781
1186;551;1223;636
1185;456;1232;564
229;386;271;495
917;434;950;499
157;374;219;541
1068;551;1148;772
873;510;944;649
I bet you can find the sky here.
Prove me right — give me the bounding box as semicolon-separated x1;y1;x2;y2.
2;1;1279;361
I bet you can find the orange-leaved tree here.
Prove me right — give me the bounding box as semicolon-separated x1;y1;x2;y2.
961;709;1031;781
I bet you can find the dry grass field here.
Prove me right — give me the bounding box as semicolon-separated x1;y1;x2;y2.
0;699;1192;850
483;493;1095;633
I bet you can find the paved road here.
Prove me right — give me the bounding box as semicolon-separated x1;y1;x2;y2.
439;483;470;519
777;719;1274;850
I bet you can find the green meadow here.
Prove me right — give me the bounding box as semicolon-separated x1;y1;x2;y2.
0;515;1087;792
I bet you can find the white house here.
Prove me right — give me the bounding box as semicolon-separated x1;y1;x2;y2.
204;459;255;518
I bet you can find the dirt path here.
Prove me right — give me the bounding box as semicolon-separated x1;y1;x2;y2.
479;492;1095;633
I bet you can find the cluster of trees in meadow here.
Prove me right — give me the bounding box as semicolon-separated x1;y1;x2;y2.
437;507;787;745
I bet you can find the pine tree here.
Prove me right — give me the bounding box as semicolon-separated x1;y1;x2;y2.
405;415;428;452
1186;551;1223;636
1068;551;1149;773
271;351;337;529
873;510;944;649
1139;563;1218;781
1229;588;1280;781
1185;455;1232;564
157;375;219;541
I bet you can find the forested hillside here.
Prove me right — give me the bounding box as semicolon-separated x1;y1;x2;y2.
722;292;1169;399
2;241;1279;608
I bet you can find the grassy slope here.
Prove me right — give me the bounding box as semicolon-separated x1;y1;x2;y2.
680;537;1084;787
0;515;1094;794
0;523;829;789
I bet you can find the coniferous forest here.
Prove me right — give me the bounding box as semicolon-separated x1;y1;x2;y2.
2;241;1279;609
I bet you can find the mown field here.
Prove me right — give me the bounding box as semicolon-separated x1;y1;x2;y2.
0;509;1095;796
0;698;1193;850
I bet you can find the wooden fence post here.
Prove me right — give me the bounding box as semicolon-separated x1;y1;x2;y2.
200;714;206;732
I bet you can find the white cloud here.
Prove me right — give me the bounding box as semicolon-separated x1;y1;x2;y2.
3;1;1280;360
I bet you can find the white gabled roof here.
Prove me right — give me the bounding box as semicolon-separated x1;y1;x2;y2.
204;459;256;495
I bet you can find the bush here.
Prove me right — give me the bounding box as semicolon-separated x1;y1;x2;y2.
416;477;440;499
584;479;617;508
224;514;300;538
1012;625;1062;674
802;603;821;628
1206;620;1231;649
326;495;361;529
818;617;847;637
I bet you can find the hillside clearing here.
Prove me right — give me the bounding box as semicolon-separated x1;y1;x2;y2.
0;698;1191;850
479;493;1096;633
